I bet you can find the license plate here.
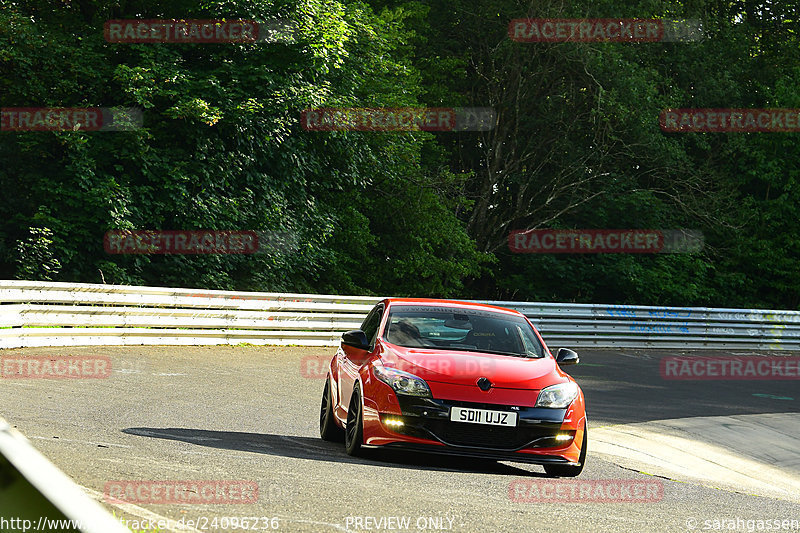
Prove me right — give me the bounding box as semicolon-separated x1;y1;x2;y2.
450;407;517;427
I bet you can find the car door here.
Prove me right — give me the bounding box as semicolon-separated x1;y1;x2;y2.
338;303;384;412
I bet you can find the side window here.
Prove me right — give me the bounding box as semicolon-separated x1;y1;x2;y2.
360;304;384;348
516;324;543;357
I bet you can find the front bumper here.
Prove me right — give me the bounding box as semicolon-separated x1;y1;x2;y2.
362;396;584;464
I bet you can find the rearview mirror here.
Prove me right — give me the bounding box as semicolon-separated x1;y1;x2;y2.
443;319;472;329
342;330;370;350
555;348;579;365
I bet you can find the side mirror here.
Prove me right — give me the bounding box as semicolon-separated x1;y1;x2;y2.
555;348;579;366
342;330;370;350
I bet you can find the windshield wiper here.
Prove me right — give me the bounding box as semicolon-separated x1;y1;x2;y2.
395;343;542;358
450;347;533;358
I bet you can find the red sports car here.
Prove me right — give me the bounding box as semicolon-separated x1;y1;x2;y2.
319;299;587;476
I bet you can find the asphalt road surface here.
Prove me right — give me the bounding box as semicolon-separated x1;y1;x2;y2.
1;345;799;533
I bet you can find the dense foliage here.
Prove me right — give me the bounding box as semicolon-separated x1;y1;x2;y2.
1;0;798;308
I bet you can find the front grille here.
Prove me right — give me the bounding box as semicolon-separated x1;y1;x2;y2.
418;419;563;450
385;399;570;451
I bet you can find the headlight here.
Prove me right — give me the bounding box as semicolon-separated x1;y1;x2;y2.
372;363;431;397
535;382;578;408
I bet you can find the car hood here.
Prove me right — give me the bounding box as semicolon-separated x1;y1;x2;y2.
380;344;561;389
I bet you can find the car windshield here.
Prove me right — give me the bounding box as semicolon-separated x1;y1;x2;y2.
383;305;544;358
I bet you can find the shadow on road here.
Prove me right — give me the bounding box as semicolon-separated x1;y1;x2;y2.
122;427;547;476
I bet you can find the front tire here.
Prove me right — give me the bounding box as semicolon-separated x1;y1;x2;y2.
344;386;365;456
543;421;587;477
320;377;344;441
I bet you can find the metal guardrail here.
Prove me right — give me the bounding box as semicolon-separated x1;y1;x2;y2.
0;417;129;533
484;301;800;350
1;280;799;350
0;280;377;348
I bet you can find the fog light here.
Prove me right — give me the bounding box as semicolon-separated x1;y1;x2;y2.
554;433;573;441
383;417;404;427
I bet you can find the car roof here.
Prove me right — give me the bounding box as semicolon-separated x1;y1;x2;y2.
381;298;524;317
